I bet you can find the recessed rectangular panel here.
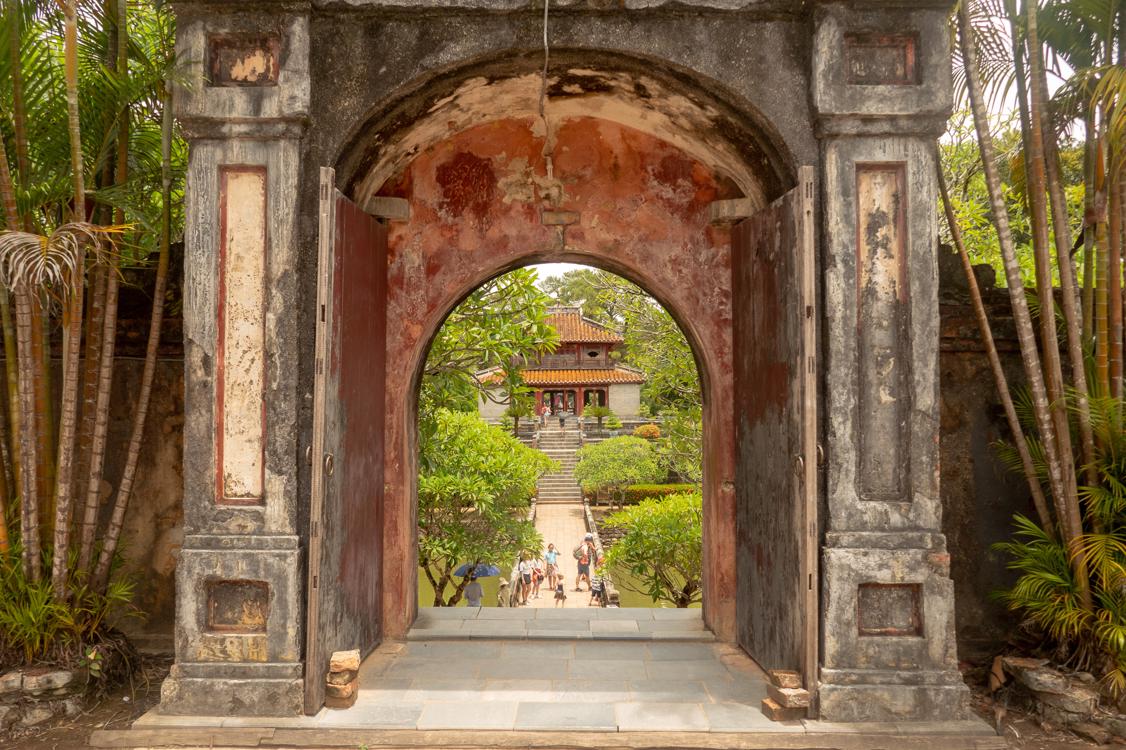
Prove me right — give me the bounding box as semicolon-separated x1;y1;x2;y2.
217;167;267;504
857;583;922;637
856;164;908;502
206;579;269;633
845;34;917;85
208;35;281;87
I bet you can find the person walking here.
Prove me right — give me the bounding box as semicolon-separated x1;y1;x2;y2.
574;533;596;592
532;556;545;599
554;574;568;607
544;543;559;592
517;555;534;605
464;575;483;608
497;579;511;607
558;409;566;429
539;403;549;428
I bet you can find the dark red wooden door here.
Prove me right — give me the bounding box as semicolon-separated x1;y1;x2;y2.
732;166;818;697
304;167;386;714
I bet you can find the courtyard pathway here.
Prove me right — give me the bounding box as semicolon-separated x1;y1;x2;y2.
524;501;591;609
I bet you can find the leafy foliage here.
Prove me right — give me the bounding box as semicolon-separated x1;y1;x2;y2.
0;545;138;665
632;423;660;440
602;492;702;608
417;410;555;606
420;268;556;446
584;405;612;427
573;436;663;507
994;396;1126;694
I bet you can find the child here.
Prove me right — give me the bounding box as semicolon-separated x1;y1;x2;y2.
588;573;604;607
554;574;568;607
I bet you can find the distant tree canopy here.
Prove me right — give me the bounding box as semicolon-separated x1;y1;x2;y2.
418;410;555;606
420;268;557;446
939;110;1085;287
573;436;664;507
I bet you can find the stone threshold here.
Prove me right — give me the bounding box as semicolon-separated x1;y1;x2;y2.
88;725;1006;749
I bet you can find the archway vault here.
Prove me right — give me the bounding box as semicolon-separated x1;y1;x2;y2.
360;98;787;643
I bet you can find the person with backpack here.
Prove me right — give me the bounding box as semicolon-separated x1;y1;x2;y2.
574;533;595;591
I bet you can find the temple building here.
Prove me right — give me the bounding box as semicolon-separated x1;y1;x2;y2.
478;306;645;420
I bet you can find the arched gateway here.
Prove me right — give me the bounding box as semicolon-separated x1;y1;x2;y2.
163;0;966;724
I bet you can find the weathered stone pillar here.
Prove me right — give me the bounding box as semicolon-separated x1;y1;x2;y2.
813;0;970;721
161;2;309;716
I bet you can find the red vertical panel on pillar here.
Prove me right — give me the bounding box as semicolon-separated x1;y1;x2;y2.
305;167;386;714
732;167;817;694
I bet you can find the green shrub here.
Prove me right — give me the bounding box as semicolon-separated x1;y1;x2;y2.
622;483;696;504
632;423;661;440
602;492;702;608
0;546;138;665
584;406;612;427
605;415;622;429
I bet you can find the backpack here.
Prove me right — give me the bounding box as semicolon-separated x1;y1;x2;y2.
573;544;584;560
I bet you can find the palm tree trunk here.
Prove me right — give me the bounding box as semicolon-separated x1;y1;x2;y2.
62;0;85;219
74;264;105;519
1082;109;1096;342
50;264;84;600
31;300;54;537
76;261;118;574
1109;174;1123;398
1023;2;1091;609
92;79;172;593
939;164;1055;536
0;138;18;554
14;286;39;581
1027;4;1099;486
957;4;1070;523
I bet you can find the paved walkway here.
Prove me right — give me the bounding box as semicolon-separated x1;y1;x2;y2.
129;638;996;740
408;606;714;640
524;502;591;608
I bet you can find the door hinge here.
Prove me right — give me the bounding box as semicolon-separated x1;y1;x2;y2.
312;574;318;589
808;573;813;590
805;304;813;319
312;519;318;538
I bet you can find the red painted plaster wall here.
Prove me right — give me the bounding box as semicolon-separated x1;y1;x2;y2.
377;116;741;640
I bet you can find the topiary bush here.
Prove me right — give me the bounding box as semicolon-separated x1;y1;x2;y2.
632;423;661;440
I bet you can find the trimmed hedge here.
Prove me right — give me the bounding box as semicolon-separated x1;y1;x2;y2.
594;483;697;504
632;423;661;439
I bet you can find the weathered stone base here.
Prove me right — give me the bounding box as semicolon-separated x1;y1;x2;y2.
159;674;303;717
818;682;970;722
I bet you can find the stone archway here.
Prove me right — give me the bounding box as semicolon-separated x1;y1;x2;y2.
165;1;969;723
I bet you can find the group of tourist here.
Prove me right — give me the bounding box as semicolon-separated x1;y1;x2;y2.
485;532;604;608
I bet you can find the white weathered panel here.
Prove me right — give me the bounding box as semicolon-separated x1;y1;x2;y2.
220;168;267;501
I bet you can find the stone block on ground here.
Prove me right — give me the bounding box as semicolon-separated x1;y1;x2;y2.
0;703;16;730
1035;686;1099;716
325;679;357;700
329;649;360;673
767;684;810;708
326;669;357;686
0;670;21;696
767;669;802;689
324;691;357;709
18;703;55;727
22;669;77;694
761;696;806;721
1071;722;1111;745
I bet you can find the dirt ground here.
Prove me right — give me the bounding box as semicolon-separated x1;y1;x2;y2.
3;653;1118;749
963;660;1120;749
3;654;170;750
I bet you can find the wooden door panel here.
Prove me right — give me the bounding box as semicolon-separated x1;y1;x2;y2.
305;167;386;714
733;166;817;695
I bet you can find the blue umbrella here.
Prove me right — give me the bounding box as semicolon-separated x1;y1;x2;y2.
453;562;501;578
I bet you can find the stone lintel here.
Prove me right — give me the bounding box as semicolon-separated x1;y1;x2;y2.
814;114;950;139
820;667;967;687
178;116;309;142
174;662;304;679
824;531;945;550
184;534;300;550
707;198;757;225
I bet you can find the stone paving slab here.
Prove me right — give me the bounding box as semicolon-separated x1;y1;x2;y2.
120;638;999;741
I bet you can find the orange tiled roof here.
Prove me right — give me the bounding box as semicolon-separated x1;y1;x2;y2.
520;367;645;386
546;307;623;344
